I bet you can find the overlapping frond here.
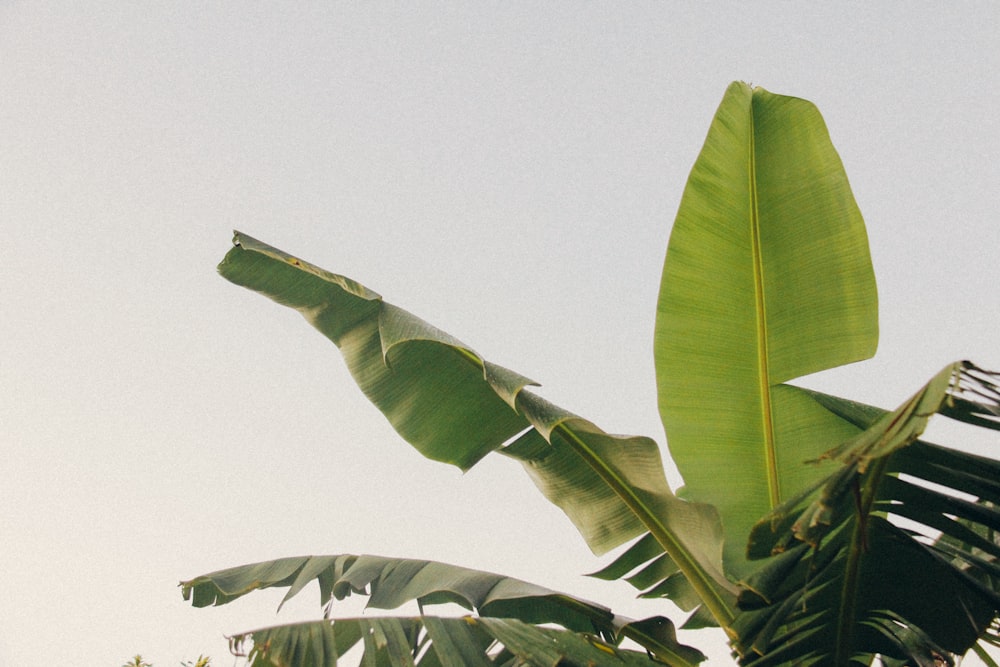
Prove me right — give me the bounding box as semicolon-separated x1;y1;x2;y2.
734;362;1000;665
227;616;685;667
181;554;706;666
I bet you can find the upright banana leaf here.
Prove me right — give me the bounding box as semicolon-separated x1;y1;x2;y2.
181;554;706;666
218;233;736;629
734;362;1000;665
655;81;879;576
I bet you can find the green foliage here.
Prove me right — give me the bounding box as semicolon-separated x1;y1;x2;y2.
735;365;1000;664
120;657;210;667
217;232;735;632
185;82;1000;665
183;554;705;666
225;617;688;667
654;82;878;578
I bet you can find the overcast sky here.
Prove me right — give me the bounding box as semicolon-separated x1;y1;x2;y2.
2;3;999;665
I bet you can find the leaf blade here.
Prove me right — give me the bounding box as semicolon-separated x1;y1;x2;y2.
654;82;878;574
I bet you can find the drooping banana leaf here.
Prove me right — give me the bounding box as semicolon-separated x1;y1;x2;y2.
733;361;1000;665
181;554;706;666
218;232;737;629
654;81;878;576
226;616;686;667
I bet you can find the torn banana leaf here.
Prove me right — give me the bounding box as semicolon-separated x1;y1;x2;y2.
734;362;1000;665
227;616;691;667
182;553;705;666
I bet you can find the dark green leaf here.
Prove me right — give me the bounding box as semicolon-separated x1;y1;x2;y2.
735;363;1000;664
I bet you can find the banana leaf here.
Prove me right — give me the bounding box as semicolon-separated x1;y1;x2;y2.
733;362;1000;665
218;232;737;629
654;81;878;577
226;616;686;667
181;554;705;666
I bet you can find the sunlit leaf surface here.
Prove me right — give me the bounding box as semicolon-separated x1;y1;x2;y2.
654;82;878;576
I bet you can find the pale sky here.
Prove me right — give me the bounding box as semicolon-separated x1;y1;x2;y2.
2;3;999;665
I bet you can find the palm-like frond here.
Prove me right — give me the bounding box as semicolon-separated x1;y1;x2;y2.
734;362;1000;665
181;554;705;666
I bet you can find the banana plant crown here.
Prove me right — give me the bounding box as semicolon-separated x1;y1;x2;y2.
184;82;1000;666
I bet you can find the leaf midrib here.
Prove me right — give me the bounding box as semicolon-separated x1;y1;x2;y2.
748;98;781;509
551;421;737;637
451;346;738;640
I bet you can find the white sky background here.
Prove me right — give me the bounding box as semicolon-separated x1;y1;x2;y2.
1;3;999;665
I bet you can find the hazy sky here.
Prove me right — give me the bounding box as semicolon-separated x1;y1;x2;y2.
2;3;999;665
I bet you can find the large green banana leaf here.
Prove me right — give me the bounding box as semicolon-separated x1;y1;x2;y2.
654;82;879;576
733;361;1000;665
181;554;705;666
218;233;736;629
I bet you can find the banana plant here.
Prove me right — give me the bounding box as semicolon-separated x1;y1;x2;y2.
183;82;1000;665
190;230;728;666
